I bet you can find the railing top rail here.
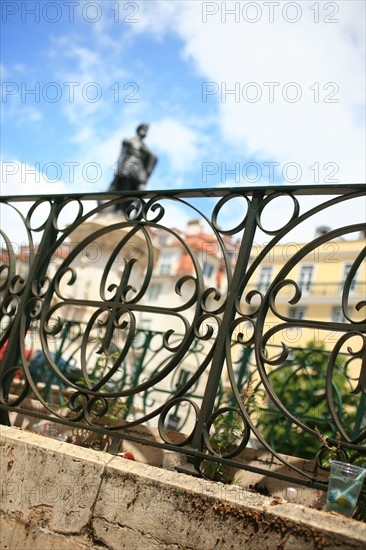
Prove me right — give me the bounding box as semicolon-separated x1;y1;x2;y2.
1;183;365;202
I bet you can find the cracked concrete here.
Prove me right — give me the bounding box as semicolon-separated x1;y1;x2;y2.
1;426;366;550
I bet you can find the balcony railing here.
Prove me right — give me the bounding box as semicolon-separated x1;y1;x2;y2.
0;185;365;492
252;281;365;299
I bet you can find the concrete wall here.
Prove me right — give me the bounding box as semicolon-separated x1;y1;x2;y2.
1;426;365;550
9;397;329;509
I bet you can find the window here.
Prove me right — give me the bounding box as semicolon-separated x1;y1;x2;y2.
341;263;356;292
288;307;306;320
159;253;173;275
257;266;272;293
176;368;190;389
139;318;152;330
202;262;214;278
157;234;168;245
148;284;162;301
298;265;314;293
166;413;181;431
332;307;347;323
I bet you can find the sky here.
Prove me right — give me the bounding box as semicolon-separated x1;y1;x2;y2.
0;0;365;236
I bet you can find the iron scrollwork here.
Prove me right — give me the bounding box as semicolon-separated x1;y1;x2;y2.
0;186;365;489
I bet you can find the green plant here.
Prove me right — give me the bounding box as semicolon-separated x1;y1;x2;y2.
202;375;262;482
209;410;245;455
240;372;265;416
314;426;347;469
203;409;245;481
255;341;360;460
74;342;121;390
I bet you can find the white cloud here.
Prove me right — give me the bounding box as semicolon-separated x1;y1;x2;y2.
133;1;365;184
0;63;7;78
149;118;207;173
42;35;149;191
1;160;69;196
24;106;43;123
47;36;131;126
0;160;97;247
253;192;366;244
149;200;191;232
1;63;43;126
4;1;364;197
204;185;366;245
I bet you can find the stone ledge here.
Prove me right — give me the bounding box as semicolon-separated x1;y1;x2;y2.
9;396;328;508
1;426;365;550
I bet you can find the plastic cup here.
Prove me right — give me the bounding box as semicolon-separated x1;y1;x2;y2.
33;421;68;442
326;460;366;517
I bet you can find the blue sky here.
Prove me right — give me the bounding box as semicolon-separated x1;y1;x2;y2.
1;0;365;198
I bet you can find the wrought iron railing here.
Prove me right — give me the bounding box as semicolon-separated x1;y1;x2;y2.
0;185;365;492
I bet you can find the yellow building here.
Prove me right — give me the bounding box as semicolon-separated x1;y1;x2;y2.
241;229;365;351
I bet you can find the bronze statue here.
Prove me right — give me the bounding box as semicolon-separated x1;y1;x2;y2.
109;124;158;213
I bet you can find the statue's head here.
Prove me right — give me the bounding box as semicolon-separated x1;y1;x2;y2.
137;123;149;138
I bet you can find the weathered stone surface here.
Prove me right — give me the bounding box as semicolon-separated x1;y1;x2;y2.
8;397;330;512
0;512;99;550
0;425;112;534
93;457;366;550
1;426;366;550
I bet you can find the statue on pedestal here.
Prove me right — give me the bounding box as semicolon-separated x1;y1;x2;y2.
109;123;158;213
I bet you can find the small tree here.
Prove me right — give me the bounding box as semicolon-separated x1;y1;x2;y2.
255;341;361;460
